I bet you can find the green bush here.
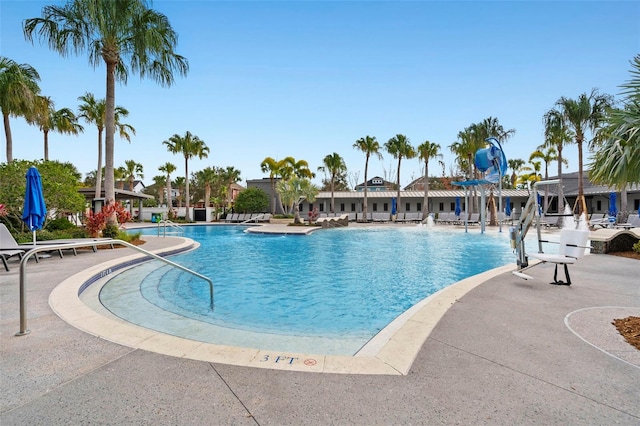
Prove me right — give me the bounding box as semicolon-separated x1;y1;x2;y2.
45;217;76;231
633;241;640;254
102;224;119;238
234;187;269;213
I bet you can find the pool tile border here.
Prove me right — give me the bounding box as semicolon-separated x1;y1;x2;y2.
49;236;514;375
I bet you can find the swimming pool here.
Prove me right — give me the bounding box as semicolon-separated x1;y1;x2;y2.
101;225;515;354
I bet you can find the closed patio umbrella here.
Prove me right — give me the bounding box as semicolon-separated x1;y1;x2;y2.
455;197;461;216
608;192;617;217
505;196;512;217
22;166;47;245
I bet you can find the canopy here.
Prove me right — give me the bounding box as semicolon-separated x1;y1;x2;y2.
455;197;461;216
608;192;617;217
505;196;512;217
22;166;47;244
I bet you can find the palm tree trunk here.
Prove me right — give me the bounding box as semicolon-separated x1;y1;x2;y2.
104;60;117;222
363;155;369;221
576;137;586;215
166;179;172;209
557;145;564;226
269;178;276;215
184;156;190;221
43;130;49;161
396;158;402;217
95;129;103;199
3;113;13;164
330;178;335;213
423;160;429;215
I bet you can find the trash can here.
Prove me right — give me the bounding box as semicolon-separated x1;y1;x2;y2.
151;213;162;223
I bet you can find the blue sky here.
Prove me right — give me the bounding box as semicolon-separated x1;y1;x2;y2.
1;0;639;189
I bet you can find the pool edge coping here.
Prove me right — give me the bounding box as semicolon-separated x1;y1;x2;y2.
49;235;514;375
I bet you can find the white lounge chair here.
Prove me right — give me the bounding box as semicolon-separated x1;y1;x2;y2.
528;228;590;286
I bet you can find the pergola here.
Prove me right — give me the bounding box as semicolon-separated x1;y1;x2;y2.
78;188;155;222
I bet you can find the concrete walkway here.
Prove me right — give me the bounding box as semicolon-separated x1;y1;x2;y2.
1;231;639;425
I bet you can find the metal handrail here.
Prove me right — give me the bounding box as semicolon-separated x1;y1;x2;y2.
16;238;213;336
157;219;184;237
240;213;266;224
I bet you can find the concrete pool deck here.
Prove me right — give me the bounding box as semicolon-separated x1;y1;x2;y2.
1;224;639;424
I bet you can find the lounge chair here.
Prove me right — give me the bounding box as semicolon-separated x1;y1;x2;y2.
528;228;590;285
615;213;639;229
0;223;44;263
1;249;25;271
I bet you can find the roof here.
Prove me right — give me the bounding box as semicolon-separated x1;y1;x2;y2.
78;187;155;201
315;189;531;199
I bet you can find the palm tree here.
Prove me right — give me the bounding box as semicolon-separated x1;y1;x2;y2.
26;95;84;160
542;108;573;216
385;134;416;217
260;157;284;215
77;92;135;198
123;159;143;192
507;158;526;189
353;135;382;221
0;57;41;163
530;146;567;213
173;176;185;208
222;166;242;210
416;140;442;216
115;166;127;189
591;55;640;216
554;89;613;215
317;152;347;213
152;175;166;206
158;162;177;208
276;176;319;224
25;0;188;214
195;166;219;208
163;131;209;221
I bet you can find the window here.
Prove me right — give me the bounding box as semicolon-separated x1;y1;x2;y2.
405;203;410;212
351;203;356;212
308;204;313;211
439;202;444;211
383;202;388;212
373;203;378;212
340;203;345;212
450;202;455;211
319;204;324;212
596;200;602;211
417;202;422;212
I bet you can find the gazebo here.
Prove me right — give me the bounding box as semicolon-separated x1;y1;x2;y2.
78;188;154;222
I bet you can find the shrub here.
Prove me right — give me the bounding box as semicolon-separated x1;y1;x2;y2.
102;224;119;238
234;187;269;213
46;217;76;231
633;241;640;254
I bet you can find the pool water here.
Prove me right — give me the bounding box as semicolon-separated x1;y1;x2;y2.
101;225;516;354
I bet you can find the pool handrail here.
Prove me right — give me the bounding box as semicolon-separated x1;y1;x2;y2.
15;238;214;336
157;219;184;237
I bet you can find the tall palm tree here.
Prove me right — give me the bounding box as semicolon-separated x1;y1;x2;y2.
26;95;83;160
163;131;209;221
554;89;613;215
158;162;176;208
77;92;135;198
25;0;188;214
195;166;219;208
385;134;416;217
260;157;283;215
416;140;442;216
115;166;127;189
353;135;382;221
123;159;143;192
317;152;347;213
0;57;41;163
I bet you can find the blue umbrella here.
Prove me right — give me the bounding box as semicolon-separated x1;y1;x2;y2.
455;197;461;216
505;196;512;217
537;193;543;215
608;192;617;217
391;197;397;215
22;166;47;245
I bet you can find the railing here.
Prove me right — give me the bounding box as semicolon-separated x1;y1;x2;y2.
157;219;184;237
15;239;213;336
240;213;266;224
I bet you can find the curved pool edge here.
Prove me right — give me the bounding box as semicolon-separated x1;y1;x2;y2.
49;235;515;375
